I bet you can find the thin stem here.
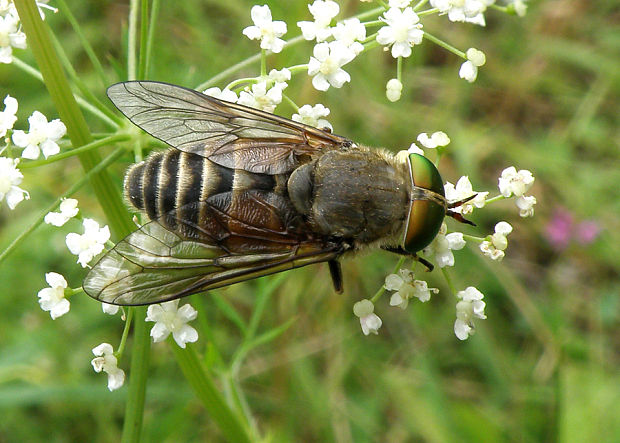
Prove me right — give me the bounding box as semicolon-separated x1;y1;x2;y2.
463;234;485;243
121;307;150;443
138;0;149;79
423;31;466;58
19;134;130;169
55;0;109;89
144;0;161;77
441;267;456;295
413;0;430;11
371;256;406;303
417;8;439;17
396;56;403;81
0;147;125;265
127;0;139;80
225;77;258;91
281;93;299;112
171;344;252;443
485;195;506;204
12;57;119;129
116;308;135;358
260;49;267;76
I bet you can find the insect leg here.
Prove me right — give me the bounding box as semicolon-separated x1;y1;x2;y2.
328;259;344;294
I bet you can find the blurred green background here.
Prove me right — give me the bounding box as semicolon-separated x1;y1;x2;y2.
1;0;619;441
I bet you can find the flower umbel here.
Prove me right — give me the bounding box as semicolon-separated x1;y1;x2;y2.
297;0;339;42
444;176;488;214
65;218;110;267
0;156;29;209
307;41;355;91
37;272;70;319
237;80;286;113
480;221;513;261
203;87;239;103
242;4;287;53
292;104;332;131
376;7;424;58
417;131;450;149
385;269;438;309
145;300;199;348
423;223;466;267
498;166;534;197
44;198;79;227
353;299;382;335
459;48;486;83
0;12;27;64
454;286;487;340
12;111;66;159
91;343;125;391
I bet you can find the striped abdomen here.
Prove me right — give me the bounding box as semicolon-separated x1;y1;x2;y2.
124;150;288;233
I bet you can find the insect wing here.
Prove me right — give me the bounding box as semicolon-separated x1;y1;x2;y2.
107;81;352;174
83;198;342;306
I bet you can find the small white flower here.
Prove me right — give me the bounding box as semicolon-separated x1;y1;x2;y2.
479;221;512;261
91;343;125;391
65;218;110;267
145;300;199;348
0;95;18;137
353;299;382;335
0;12;27;64
297;0;339;42
423;222;466;268
385;269;438;309
37;272;70;319
417;131;450;149
292;104;332;131
268;67;292;83
242;4;287;53
431;0;495;26
386;78;403;102
459;48;486;83
515;195;536;218
454;286;487;340
498;166;535;197
307;41;355;91
407;143;424;155
102;303;120;315
237;81;286;113
331;18;366;54
44;198;79;227
12;111;66;159
509;0;527;17
203;87;238;103
444;176;488;215
376;7;424;59
0;156;29;209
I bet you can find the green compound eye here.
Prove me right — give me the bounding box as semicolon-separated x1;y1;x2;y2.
403;154;447;253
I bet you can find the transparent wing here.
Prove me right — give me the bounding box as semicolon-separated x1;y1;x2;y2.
83;198;342;306
107;81;352;174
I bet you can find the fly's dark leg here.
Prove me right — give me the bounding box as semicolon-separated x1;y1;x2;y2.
381;246;434;272
328;259;343;294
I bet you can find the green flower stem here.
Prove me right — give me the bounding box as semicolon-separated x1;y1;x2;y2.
485;194;506;204
127;0;139;80
170;344;252;443
287;64;308;74
144;0;160;78
54;0;110;89
116;308;134;358
413;0;430;11
363;20;382;27
371;256;406;303
260;49;267;77
463;234;485;243
282;93;299;112
19;134;129;169
489;4;508;13
441;267;457;296
0;147;125;265
138;0;149;79
423;31;466;59
225;77;258;90
121;306;150;443
12;57;119;129
397;56;403;82
49;32;121;125
417;8;439;17
14;0;134;239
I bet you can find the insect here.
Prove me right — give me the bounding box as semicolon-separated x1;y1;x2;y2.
83;81;472;306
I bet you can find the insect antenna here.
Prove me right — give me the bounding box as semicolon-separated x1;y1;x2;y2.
446;194;477;226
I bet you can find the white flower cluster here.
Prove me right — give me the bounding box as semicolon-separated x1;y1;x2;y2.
145;300;199;348
384;268;438;309
353;299;382;335
480;221;512;261
376;6;423;59
498;166;536;217
430;0;496;26
444;176;488;214
91;343;125;391
454;286;487;340
0;3;26;64
65;218;110;268
424;222;466;268
242;4;287;53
